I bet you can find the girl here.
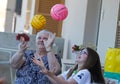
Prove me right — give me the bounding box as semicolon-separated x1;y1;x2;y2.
32;47;105;84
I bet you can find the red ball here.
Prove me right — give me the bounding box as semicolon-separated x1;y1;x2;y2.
50;4;68;21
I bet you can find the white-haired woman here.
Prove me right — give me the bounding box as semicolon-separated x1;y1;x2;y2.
10;30;62;84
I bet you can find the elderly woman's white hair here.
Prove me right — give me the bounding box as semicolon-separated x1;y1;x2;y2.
36;30;53;40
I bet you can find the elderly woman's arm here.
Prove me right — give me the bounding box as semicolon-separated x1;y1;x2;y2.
43;33;61;75
47;50;61;75
10;42;28;69
9;50;25;69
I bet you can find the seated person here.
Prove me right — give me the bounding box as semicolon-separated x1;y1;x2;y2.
10;30;62;84
32;47;105;84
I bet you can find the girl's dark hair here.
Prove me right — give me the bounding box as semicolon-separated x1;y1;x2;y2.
67;47;105;83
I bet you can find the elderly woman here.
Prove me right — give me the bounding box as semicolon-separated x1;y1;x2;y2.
32;47;105;84
10;30;61;84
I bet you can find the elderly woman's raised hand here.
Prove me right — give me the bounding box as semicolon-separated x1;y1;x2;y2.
43;33;56;52
18;41;28;52
17;33;29;52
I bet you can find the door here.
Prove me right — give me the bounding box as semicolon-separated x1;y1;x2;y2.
33;0;64;37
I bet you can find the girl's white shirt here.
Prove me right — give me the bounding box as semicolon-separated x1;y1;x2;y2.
60;69;91;84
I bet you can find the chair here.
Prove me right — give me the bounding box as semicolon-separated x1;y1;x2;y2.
0;49;14;84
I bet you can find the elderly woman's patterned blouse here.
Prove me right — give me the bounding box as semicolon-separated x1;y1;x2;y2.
14;50;61;84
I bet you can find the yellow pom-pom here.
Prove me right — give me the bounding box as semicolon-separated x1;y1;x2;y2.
31;14;46;30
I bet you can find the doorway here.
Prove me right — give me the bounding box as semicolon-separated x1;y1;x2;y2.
33;0;64;37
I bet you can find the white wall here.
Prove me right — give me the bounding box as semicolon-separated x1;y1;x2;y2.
62;0;88;60
97;0;119;66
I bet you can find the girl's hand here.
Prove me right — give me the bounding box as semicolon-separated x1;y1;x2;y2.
32;57;48;74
